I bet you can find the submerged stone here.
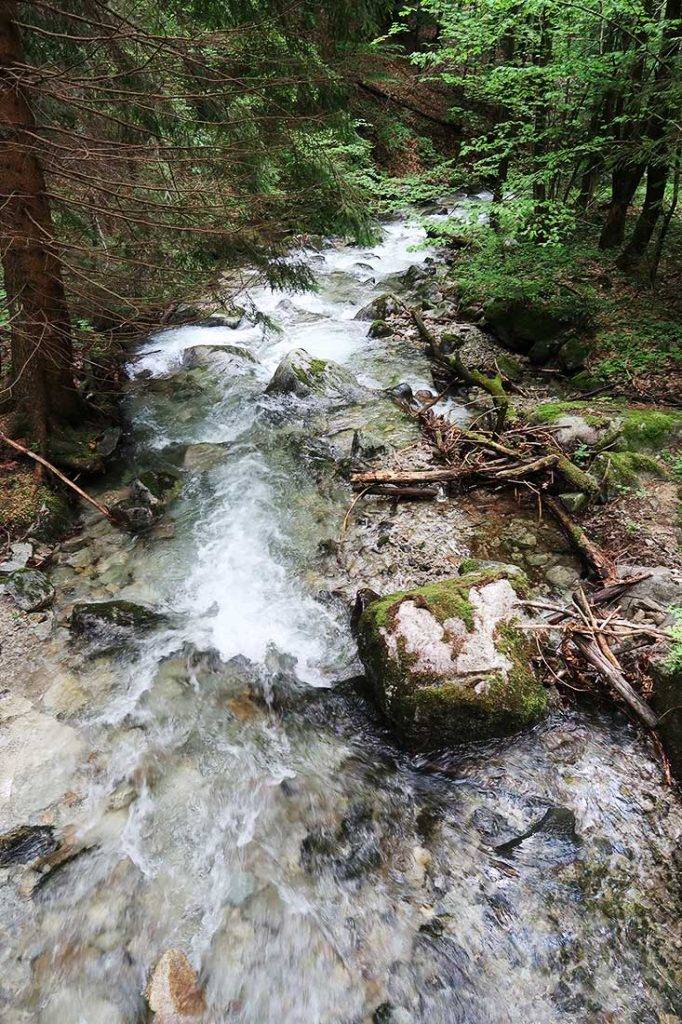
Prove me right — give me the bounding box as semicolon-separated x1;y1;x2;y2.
0;824;58;867
356;567;546;748
4;569;54;611
146;948;205;1023
265;347;366;403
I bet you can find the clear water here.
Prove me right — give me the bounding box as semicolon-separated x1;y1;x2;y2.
1;215;680;1024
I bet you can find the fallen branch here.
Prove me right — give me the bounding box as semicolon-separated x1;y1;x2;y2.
0;432;124;528
573;635;658;729
352;468;460;488
543;496;614;582
365;485;440;500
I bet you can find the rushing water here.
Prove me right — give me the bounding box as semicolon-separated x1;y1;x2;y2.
1;213;680;1024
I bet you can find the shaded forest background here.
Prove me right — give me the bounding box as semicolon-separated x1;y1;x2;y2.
0;0;680;452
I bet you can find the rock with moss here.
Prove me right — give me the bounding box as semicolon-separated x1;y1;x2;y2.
530;400;682;454
354;294;401;322
181;343;257;373
440;324;526;381
483;294;594;358
595;451;667;497
620;408;682;451
47;423;121;474
71;599;165;653
368;319;393;339
265;348;367;403
356;566;546;749
0;471;73;542
3;569;54;611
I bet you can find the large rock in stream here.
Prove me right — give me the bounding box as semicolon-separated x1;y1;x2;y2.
70;600;165;653
356;566;546;748
266;347;367;403
2;569;54;611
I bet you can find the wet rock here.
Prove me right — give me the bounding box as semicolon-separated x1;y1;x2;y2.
182;442;230;472
494;806;582;858
182;343;257;372
42;669;89;716
356;568;546;748
0;824;58;867
146;948;206;1023
0;541;33;574
20;825;94;895
265;347;367;403
204;306;246;329
0;697;84;823
368;319;394;338
354;294;401;322
133;468;183;505
70;600;165;652
440;324;526;381
3;569;54;611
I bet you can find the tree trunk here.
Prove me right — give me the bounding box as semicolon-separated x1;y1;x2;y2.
0;1;80;442
616;0;680;270
599;162;644;248
617;161;668;270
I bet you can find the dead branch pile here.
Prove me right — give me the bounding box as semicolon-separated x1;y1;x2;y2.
352;406;613;580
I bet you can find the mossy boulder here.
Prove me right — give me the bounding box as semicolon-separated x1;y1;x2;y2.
440;324;526;381
47;423;121;474
3;569;54;611
354;294;401;322
71;600;165;653
356;567;546;749
0;470;73;541
265;348;367;403
368;319;393;339
483;295;593;359
181;343;257;372
530;401;682;456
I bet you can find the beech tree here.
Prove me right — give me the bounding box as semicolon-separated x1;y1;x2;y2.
392;0;681;270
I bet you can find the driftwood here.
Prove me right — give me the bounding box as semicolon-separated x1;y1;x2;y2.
543;496;614;581
0;432;124;528
574;637;658;728
352;468;461;488
523;587;661;730
365;485;440;500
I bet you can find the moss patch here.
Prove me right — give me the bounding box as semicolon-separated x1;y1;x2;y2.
620;409;682;451
596;450;668;490
0;470;72;540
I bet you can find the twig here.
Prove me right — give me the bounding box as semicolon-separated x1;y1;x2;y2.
0;431;123;527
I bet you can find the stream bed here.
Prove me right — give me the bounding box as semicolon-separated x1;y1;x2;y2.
1;212;680;1024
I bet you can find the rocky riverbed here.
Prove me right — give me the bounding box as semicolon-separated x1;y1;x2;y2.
1;209;680;1024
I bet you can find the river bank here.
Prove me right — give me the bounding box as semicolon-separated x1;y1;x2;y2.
0;208;681;1024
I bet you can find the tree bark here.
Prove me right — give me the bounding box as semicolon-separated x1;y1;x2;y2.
599;162;644;248
617;161;668;270
0;1;80;442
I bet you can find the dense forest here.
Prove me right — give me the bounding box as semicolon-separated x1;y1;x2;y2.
1;0;679;447
0;3;681;1022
